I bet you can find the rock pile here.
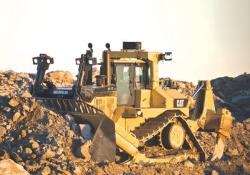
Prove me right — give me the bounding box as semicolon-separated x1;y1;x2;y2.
45;71;74;87
0;70;250;175
0;96;90;174
0;71;33;97
160;77;196;96
211;73;250;120
0;71;89;174
162;73;250;121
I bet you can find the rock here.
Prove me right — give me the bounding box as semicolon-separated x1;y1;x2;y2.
20;91;31;98
48;119;53;126
62;170;71;175
22;105;30;112
211;169;219;175
74;166;82;175
21;130;27;138
245;122;250;131
74;141;91;160
211;132;217;138
0;159;30;175
183;160;194;168
243;163;250;174
0;149;9;160
236;122;243;128
6;124;11;130
211;73;250;120
3;106;11;112
12;112;21;122
10;152;22;162
30;140;39;150
173;170;180;175
31;154;36;159
67;130;74;138
0;126;7;138
226;148;240;157
25;148;32;155
8;98;20;107
41;149;56;159
242;140;249;149
45;71;74;87
18;146;23;153
41;166;51;175
56;148;63;155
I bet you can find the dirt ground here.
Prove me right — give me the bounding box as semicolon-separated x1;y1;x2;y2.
0;71;250;175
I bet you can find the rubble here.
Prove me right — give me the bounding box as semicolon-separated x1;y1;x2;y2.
160;77;196;96
183;160;194;168
0;72;87;173
0;70;33;97
41;166;51;175
211;73;250;121
211;169;220;175
243;163;250;174
0;96;87;174
0;71;249;174
45;71;74;87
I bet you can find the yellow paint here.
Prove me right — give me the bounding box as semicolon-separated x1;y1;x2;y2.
81;48;232;162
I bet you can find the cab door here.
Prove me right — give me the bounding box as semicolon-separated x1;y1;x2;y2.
115;64;135;106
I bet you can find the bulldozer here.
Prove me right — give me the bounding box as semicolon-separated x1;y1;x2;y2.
30;42;233;163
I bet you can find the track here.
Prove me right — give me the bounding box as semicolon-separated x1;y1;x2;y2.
132;110;206;161
132;110;180;142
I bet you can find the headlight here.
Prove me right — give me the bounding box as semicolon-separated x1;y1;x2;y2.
136;111;143;117
46;58;51;64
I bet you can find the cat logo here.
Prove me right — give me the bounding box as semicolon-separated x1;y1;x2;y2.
176;99;185;107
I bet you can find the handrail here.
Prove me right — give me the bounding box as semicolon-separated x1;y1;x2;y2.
192;82;205;98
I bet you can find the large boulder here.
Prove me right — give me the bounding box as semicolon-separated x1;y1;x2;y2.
45;71;74;87
0;159;30;175
211;73;250;120
92;66;100;83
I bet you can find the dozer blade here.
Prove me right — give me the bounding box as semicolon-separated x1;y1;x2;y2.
90;116;116;162
35;98;116;162
64;112;117;162
64;112;116;163
192;81;233;161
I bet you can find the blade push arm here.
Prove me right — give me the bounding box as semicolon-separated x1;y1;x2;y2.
74;43;97;98
32;54;54;97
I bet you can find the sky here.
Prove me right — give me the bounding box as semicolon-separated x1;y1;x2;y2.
0;0;249;83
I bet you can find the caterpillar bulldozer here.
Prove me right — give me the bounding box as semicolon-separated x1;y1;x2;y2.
30;42;233;163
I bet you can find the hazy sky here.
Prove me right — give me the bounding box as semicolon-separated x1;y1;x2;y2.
0;0;249;82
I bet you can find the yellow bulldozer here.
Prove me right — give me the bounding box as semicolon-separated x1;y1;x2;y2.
30;42;232;163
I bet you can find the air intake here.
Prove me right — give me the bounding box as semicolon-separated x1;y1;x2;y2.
123;42;142;50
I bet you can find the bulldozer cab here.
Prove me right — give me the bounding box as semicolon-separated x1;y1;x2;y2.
113;62;150;106
99;42;172;109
